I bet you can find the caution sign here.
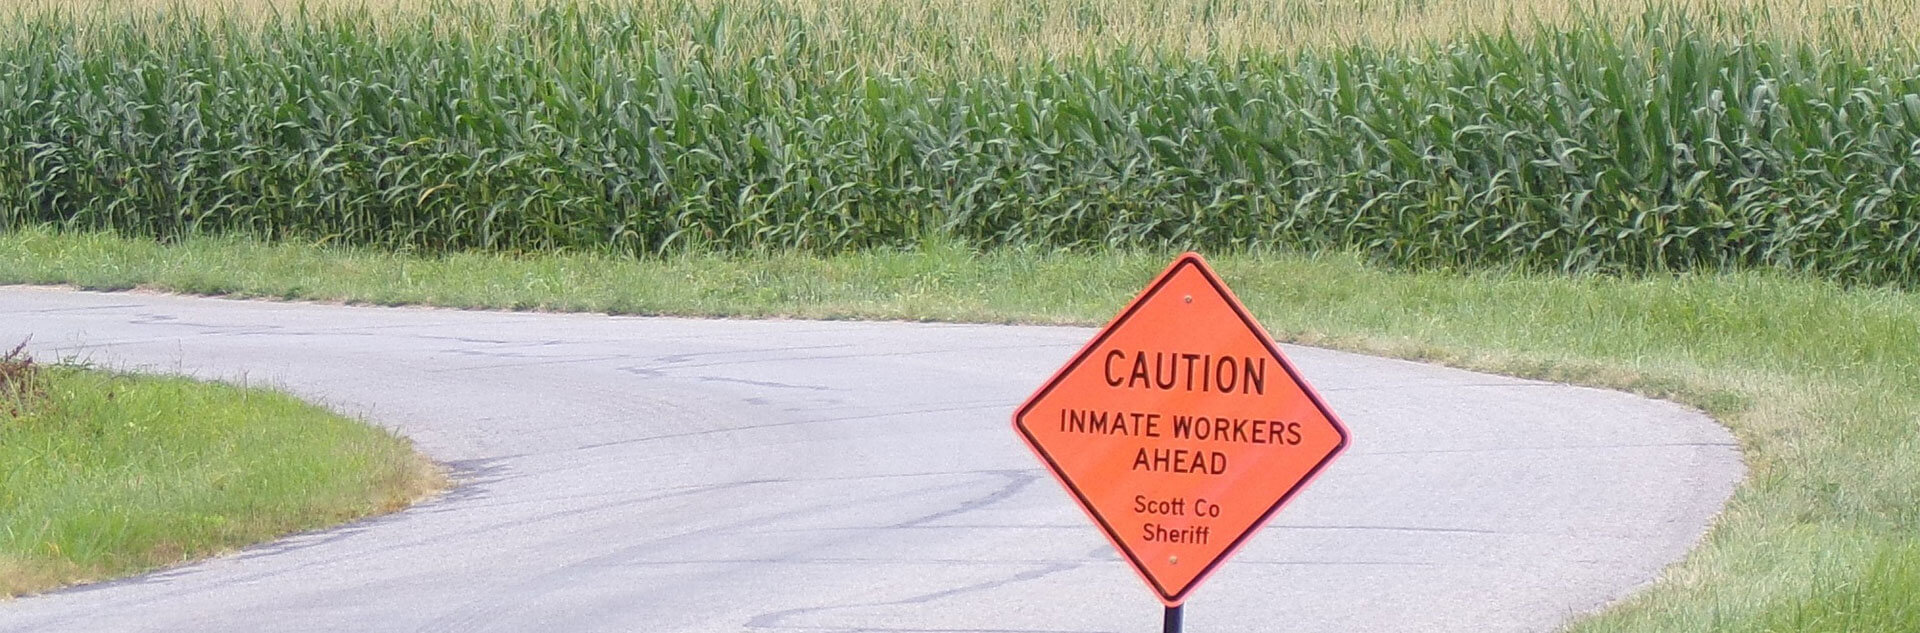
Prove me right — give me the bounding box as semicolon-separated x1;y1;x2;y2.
1014;252;1349;606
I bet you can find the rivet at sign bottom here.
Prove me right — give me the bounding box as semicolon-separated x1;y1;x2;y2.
1169;555;1179;564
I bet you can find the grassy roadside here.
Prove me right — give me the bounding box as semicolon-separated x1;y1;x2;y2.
0;341;443;598
3;229;1919;631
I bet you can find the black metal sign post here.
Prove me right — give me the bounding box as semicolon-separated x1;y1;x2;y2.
1163;605;1183;633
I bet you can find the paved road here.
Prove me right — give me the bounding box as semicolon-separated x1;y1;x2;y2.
0;287;1741;633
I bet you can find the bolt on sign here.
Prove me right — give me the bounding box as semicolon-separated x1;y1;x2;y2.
1014;252;1350;611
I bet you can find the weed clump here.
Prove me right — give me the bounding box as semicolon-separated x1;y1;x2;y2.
0;341;48;418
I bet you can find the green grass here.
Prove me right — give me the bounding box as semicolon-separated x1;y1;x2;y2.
4;1;1919;284
4;228;1918;630
0;337;443;598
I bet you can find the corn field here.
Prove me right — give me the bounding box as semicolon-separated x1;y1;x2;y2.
2;0;1919;283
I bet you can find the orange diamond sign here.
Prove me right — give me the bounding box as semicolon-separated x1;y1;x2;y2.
1014;252;1349;606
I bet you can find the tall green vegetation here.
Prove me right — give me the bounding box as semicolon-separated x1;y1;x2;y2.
2;0;1917;284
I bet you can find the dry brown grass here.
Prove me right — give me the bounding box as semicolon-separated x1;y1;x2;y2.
13;0;1918;65
0;342;47;418
0;554;80;599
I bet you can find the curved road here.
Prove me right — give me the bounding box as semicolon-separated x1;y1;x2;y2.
0;287;1741;633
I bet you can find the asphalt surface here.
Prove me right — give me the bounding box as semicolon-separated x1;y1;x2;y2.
0;287;1743;633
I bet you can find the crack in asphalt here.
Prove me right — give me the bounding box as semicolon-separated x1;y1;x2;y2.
1353;441;1739;457
742;561;1090;632
409;472;1038;633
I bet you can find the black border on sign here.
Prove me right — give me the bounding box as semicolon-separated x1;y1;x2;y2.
1011;252;1352;606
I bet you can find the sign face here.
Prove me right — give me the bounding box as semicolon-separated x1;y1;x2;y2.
1013;253;1349;606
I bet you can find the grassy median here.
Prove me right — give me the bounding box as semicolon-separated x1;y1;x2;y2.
0;340;442;598
3;228;1918;630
